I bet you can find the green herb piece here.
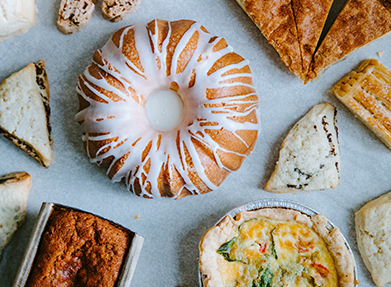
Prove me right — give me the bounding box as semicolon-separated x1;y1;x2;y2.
271;228;278;260
217;237;237;261
257;267;274;287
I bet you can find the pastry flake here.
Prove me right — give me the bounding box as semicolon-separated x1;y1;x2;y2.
199;208;355;287
332;59;391;150
265;103;340;193
307;0;391;83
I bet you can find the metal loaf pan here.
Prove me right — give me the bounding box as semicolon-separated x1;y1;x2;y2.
199;198;357;286
13;202;144;287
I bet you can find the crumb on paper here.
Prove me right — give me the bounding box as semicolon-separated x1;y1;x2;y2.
377;51;385;57
135;215;140;220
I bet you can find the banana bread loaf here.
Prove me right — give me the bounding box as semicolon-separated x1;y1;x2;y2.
26;206;133;286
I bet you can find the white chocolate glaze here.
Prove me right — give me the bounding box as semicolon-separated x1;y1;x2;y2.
76;20;259;199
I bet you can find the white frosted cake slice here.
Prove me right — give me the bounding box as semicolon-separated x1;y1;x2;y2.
265;103;340;193
0;61;53;168
0;172;31;260
0;0;36;42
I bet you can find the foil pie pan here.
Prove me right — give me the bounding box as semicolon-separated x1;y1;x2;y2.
13;202;144;287
199;198;357;286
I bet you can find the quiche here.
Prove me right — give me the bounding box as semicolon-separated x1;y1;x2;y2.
199;208;355;287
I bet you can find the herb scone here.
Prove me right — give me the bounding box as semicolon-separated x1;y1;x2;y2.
355;191;391;287
199;208;355;287
0;172;31;261
265;103;340;193
0;61;53;168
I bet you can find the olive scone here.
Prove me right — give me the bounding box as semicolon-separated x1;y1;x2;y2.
199;208;355;287
265;103;340;193
0;61;53;168
0;172;31;261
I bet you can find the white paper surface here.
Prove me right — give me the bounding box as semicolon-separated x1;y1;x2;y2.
0;0;390;286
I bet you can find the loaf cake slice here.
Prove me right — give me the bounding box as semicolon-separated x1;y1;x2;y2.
0;61;53;168
265;103;340;193
57;0;97;34
332;59;391;150
306;0;391;83
102;0;140;22
0;172;31;260
235;0;304;80
355;191;391;287
0;0;36;42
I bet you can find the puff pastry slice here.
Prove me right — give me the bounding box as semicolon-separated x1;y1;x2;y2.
307;0;391;83
332;59;391;150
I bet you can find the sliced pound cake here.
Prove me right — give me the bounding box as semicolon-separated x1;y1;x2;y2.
0;61;53;168
0;172;31;260
265;103;340;193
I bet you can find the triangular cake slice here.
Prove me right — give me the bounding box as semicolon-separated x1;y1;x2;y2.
265;103;340;193
235;0;304;79
306;0;391;83
0;172;31;260
292;0;334;80
0;61;53;167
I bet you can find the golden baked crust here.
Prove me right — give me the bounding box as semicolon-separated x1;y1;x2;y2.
26;206;133;286
332;59;391;150
235;0;303;80
307;0;391;83
292;0;334;79
199;208;355;287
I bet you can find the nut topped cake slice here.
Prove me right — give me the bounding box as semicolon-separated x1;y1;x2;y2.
0;61;53;168
235;0;304;80
306;0;391;83
101;0;140;22
0;172;31;261
332;59;391;150
265;103;340;193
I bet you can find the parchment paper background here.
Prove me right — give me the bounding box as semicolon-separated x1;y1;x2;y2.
1;0;390;286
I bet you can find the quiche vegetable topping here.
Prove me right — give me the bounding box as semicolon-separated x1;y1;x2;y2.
199;207;356;287
216;218;338;287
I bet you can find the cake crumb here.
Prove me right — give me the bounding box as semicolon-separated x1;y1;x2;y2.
135;215;140;220
377;51;385;57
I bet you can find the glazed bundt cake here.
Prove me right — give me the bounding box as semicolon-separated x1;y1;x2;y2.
76;19;259;199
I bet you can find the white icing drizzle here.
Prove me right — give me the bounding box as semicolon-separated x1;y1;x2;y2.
76;20;259;198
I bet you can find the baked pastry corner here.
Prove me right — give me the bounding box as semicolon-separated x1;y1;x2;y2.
0;172;31;260
0;60;54;168
265;103;340;193
356;191;391;287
